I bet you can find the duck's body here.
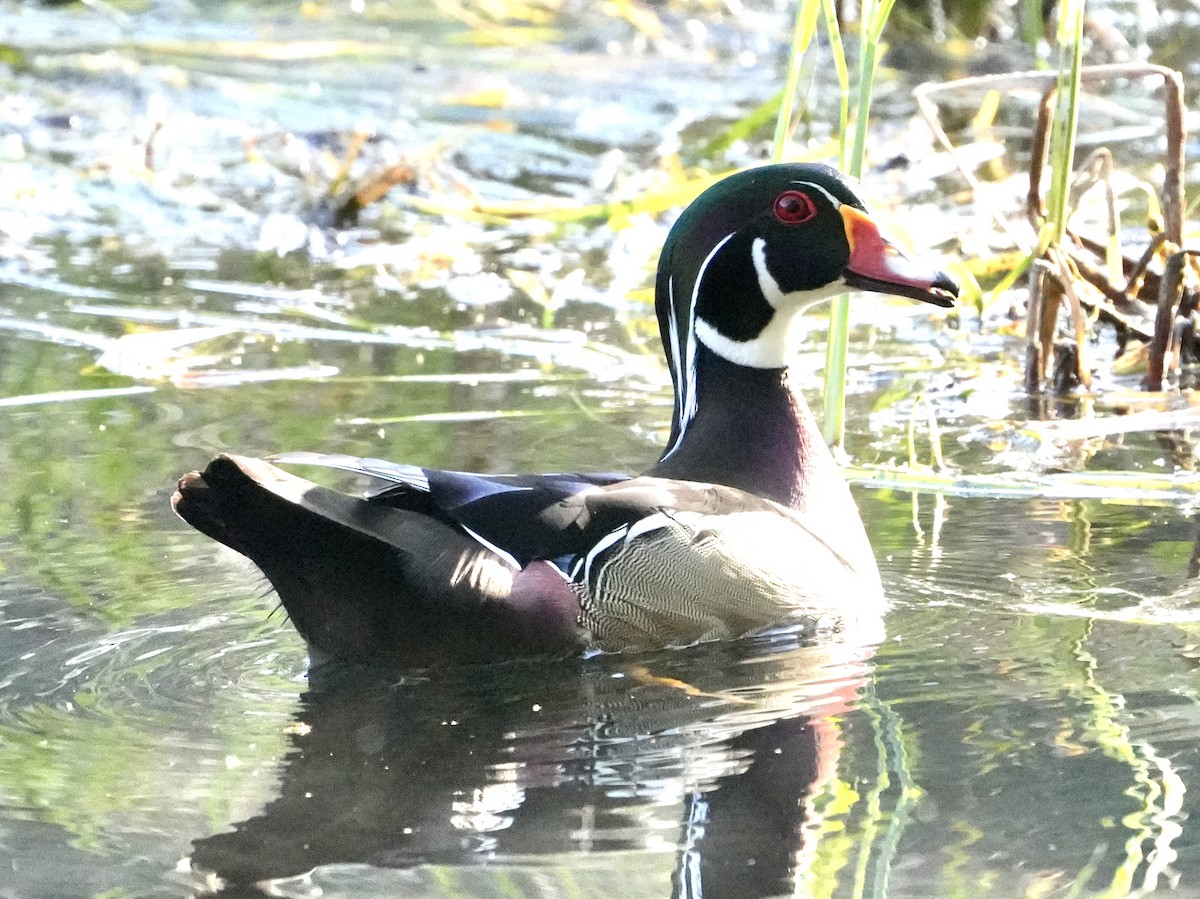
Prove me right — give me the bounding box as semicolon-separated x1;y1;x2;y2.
173;164;956;664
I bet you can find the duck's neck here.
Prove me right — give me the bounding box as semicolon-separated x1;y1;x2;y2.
648;345;841;510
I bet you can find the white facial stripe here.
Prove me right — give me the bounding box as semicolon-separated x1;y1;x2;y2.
686;233;736;395
661;230;737;461
666;275;683;427
792;179;842;209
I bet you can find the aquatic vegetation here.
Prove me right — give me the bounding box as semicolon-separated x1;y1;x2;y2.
1;1;1200;896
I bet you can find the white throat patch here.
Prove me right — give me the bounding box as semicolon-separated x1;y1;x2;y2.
695;236;843;369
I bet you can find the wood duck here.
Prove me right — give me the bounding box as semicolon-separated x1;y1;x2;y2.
173;163;957;665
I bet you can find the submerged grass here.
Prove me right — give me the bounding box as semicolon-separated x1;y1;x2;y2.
845;464;1200;504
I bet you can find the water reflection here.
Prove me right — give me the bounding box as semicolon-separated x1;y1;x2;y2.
189;629;879;898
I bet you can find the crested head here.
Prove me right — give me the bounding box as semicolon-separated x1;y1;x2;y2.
655;164;957;370
653;163;958;464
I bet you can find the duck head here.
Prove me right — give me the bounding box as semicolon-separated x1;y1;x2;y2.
655;163;957;451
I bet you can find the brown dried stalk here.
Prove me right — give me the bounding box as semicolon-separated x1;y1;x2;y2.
916;63;1187;394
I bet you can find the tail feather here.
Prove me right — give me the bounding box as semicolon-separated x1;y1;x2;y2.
267;451;430;491
173;455;581;664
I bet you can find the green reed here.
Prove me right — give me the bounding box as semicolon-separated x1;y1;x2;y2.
773;0;895;448
1045;0;1086;247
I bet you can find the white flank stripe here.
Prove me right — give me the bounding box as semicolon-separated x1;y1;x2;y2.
581;524;630;584
623;511;675;544
460;525;521;570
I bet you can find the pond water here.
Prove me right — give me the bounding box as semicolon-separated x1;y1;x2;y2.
3;2;1200;897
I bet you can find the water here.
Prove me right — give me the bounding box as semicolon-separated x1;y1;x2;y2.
3;1;1200;896
4;479;1198;897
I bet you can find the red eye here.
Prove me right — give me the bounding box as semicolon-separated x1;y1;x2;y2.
773;190;817;224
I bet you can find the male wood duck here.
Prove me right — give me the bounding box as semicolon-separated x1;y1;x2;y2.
173;163;957;666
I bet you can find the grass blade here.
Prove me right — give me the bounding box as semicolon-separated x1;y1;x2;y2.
771;1;822;162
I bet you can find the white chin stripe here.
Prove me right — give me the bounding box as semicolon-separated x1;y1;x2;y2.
692;237;842;368
751;237;843;310
695;314;802;369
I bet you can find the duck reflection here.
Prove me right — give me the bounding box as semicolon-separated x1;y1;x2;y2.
190;627;879;898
